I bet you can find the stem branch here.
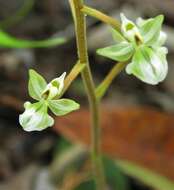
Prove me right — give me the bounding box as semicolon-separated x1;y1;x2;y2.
96;62;128;100
81;5;121;32
58;61;85;98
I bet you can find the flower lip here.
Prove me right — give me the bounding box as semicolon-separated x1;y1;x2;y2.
19;101;54;132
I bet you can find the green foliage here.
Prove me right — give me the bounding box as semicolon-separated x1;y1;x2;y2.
117;159;174;190
75;180;95;190
0;30;66;48
0;0;35;29
103;156;130;190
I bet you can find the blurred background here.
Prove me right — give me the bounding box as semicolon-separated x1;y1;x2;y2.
0;0;174;189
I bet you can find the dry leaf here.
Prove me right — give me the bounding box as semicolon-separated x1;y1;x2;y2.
54;106;174;181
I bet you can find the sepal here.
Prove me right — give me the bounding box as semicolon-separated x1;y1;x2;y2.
48;98;80;116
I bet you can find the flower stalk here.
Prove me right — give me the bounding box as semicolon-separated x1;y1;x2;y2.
81;5;121;32
96;61;128;100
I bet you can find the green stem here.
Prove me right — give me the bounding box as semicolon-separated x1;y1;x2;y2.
69;0;106;189
81;5;121;32
58;61;86;98
96;62;128;100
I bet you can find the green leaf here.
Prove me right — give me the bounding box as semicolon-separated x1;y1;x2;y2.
97;42;134;62
28;69;47;100
0;0;34;29
117;159;174;190
126;46;168;85
48;99;80;116
110;28;125;42
19;101;54;132
139;15;164;46
75;180;95;190
0;30;66;48
103;156;130;190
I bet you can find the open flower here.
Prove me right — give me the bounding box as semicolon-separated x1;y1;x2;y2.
19;70;80;132
97;14;168;85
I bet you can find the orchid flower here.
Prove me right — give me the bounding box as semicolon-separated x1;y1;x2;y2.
19;70;80;131
97;14;168;85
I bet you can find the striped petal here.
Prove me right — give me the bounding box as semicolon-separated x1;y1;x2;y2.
19;101;54;132
97;41;134;62
126;46;168;85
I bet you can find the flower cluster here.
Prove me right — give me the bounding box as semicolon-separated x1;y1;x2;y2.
97;14;168;85
19;70;80;132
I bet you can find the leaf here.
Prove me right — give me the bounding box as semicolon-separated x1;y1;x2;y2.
28;69;47;100
103;156;130;190
126;46;168;85
0;0;34;29
117;159;174;190
97;42;134;62
48;99;80;116
139;15;164;46
75;180;95;190
19;101;54;132
0;30;66;48
54;107;174;183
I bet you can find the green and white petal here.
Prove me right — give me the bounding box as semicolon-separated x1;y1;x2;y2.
126;46;168;85
97;41;134;62
28;69;47;100
155;46;168;81
48;98;80;116
120;13;142;43
152;31;167;47
42;72;66;100
19;101;54;132
139;15;164;46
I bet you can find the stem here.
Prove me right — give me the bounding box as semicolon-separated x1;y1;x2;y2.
57;61;86;98
96;62;128;100
81;5;121;32
69;0;106;189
